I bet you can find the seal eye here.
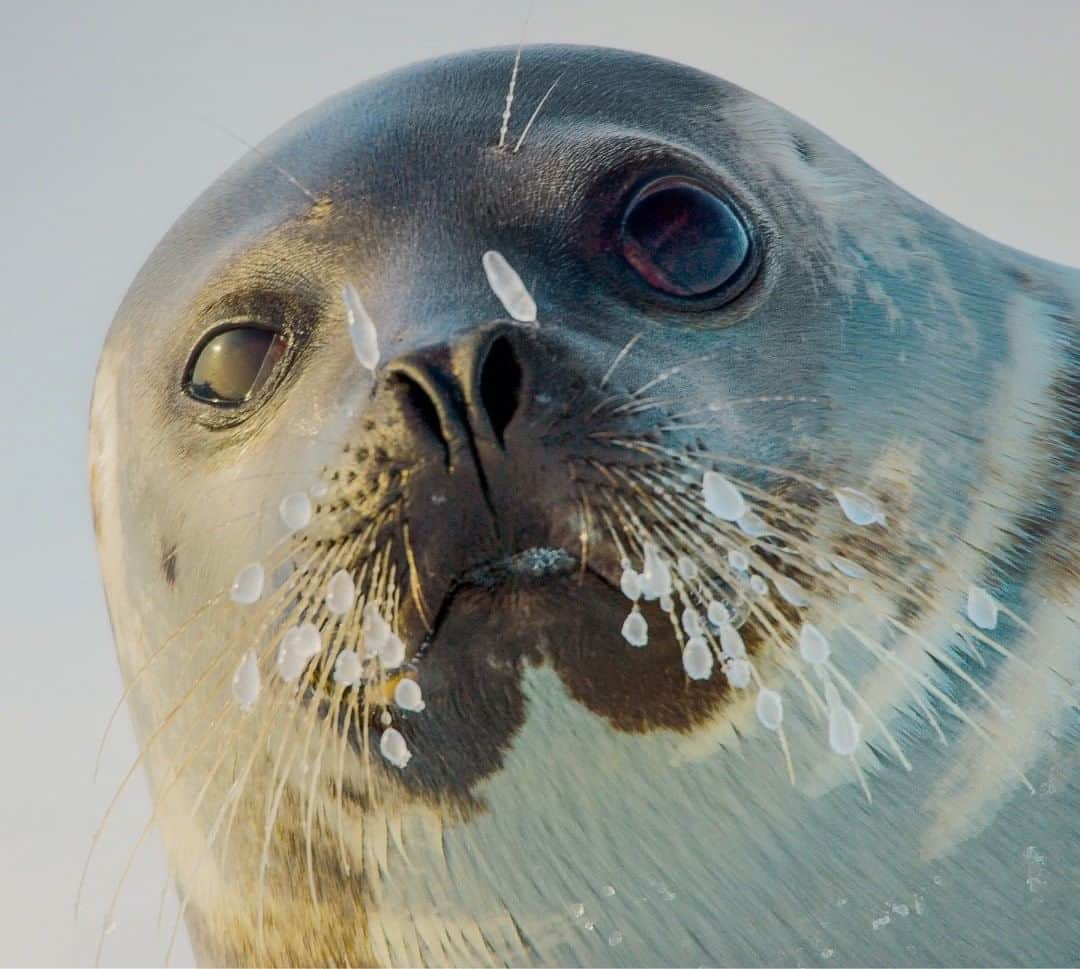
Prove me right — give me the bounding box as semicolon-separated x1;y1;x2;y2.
620;178;752;298
186;325;287;405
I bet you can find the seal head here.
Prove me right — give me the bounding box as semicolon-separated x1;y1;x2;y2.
90;45;1078;966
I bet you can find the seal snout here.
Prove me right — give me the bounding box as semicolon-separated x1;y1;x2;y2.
383;322;528;473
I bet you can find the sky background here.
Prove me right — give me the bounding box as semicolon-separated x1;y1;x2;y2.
0;1;1076;965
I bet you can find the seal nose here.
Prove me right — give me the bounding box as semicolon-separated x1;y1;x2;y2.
384;327;526;468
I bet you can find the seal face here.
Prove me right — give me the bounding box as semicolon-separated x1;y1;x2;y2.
89;45;1078;966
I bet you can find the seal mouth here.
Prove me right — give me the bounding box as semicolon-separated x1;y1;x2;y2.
458;546;578;588
413;545;582;663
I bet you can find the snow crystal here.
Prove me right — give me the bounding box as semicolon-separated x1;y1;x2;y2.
825;680;860;756
333;649;363;687
621;610;648;647
798;622;830;665
676;555;698;581
310;481;329;499
361;603;390;656
659;595;674;613
379;727;412;769
620;567;642;601
707;600;731;627
774;576;809;607
393;677;425;712
736;511;767;537
681;607;703;637
755;688;783;730
728;549;750;573
279;492;312;531
719;622;745;658
569;903;585;920
379;632;407;670
750;575;769;597
725;658;751;688
966;584;999;630
834;487;885;526
702;471;747;521
481;250;538;324
231;649;261;711
342;282;380;371
832;556;865;579
682;637;713;680
325;569;356;616
229;563;264;604
639;543;672;600
276;622;321;683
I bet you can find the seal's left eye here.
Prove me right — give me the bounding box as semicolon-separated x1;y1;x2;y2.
620;177;752;299
186;325;287;405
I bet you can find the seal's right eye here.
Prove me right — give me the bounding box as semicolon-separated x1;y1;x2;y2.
185;324;287;405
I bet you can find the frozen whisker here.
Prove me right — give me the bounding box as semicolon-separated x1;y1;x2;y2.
481;250;538;324
276;622;322;683
512;74;562;153
834;487;885;526
379;727;412;769
496;43;522;150
966;584;999;630
620;566;642;601
361;602;391;656
724;657;752;688
707;600;731;627
621;608;648;647
755;688;784;730
342;282;379;371
325;569;356;616
681;607;703;638
676;554;699;581
332;649;364;687
378;631;407;670
682;637;713;680
231;650;261;711
798;622;830;665
229;562;265;604
718;622;746;658
279;492;312;531
393;677;425;712
639;542;672;600
702;470;747;521
832;555;865;578
774;576;809;608
736;511;768;537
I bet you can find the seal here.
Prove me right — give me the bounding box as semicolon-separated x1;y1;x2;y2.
88;45;1078;966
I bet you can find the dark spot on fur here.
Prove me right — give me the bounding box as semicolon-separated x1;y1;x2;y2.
791;134;814;164
161;541;178;586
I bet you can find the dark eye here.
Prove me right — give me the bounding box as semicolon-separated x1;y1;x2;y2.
186;324;287;405
619;177;753;299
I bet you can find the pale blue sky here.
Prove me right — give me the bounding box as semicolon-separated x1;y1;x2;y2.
1;1;1076;964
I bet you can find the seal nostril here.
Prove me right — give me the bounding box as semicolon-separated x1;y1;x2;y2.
393;373;451;469
479;336;522;448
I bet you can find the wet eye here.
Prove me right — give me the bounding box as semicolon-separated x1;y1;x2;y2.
186;324;287;405
619;177;753;299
